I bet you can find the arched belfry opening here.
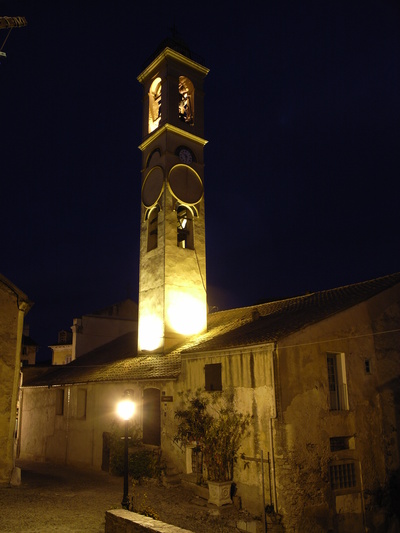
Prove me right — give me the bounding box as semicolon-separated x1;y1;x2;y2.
148;77;162;133
178;76;194;125
146;205;160;252
177;204;194;249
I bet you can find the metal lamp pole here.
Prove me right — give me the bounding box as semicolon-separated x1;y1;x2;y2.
122;417;130;509
117;390;135;510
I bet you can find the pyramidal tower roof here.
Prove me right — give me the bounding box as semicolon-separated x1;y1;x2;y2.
142;29;205;69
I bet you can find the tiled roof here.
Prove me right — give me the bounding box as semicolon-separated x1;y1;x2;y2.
0;272;33;308
22;272;400;387
23;332;181;387
173;272;400;354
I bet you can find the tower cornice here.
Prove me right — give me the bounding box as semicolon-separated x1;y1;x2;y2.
138;123;208;152
137;47;209;84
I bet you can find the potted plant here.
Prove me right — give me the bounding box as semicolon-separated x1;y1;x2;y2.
174;393;211;484
175;390;250;506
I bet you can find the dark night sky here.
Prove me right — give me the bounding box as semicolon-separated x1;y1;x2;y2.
1;1;399;361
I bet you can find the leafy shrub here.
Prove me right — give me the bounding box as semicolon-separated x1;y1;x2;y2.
129;448;164;482
174;389;250;482
108;419;165;481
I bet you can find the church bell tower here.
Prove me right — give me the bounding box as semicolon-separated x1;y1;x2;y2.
137;38;209;353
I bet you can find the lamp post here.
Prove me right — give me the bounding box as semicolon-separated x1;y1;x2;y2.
117;390;136;509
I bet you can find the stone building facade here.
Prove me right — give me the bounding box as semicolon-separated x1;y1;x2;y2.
49;299;137;365
21;325;38;366
0;273;32;484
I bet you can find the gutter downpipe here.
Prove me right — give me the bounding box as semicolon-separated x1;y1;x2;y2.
64;386;71;464
269;342;278;513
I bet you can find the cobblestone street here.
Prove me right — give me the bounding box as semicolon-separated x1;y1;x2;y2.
0;460;256;532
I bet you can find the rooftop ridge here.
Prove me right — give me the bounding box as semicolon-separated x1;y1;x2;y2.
210;271;400;317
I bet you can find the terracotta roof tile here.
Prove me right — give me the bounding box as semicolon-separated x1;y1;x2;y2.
173;272;400;354
23;332;180;387
22;272;400;387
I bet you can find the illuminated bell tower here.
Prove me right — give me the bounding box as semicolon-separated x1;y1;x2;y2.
137;38;209;353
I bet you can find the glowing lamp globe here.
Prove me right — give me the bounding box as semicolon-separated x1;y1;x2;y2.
117;396;136;421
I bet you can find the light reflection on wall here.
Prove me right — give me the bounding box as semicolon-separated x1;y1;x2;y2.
138;290;206;352
138;314;163;351
166;290;206;336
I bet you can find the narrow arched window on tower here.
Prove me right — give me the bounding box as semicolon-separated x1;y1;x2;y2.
177;205;194;249
178;76;194;125
148;77;162;133
147;206;160;251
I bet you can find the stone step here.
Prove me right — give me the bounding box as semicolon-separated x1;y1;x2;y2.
161;464;182;487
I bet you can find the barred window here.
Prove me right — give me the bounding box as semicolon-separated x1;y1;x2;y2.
330;462;356;490
330;436;350;451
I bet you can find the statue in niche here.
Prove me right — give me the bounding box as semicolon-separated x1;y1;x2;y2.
178;81;193;124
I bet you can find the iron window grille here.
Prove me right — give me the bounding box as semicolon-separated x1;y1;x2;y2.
330;436;350;451
330;462;356;490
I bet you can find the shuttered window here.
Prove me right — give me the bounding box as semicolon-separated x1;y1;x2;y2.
205;363;222;391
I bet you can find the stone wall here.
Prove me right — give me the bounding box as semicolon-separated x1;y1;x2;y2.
274;287;400;532
0;275;31;484
105;510;194;533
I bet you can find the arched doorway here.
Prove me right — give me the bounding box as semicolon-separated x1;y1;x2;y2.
142;388;161;445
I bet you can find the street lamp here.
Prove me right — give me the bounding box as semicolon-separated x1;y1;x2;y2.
117;389;136;509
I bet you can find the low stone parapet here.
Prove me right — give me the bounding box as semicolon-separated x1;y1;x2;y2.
105;510;194;533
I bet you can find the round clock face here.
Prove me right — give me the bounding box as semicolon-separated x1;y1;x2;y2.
141;166;164;207
178;148;193;164
168;165;203;205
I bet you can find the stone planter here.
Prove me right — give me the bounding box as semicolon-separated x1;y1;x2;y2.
207;480;232;506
